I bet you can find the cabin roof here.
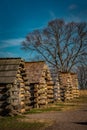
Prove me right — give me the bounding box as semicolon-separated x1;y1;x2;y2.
25;61;46;83
0;58;23;84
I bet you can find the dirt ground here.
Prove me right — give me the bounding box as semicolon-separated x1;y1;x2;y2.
24;103;87;130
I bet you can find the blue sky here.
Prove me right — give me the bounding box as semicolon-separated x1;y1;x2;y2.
0;0;87;60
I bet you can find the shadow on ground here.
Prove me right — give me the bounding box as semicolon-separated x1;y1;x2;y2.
73;122;87;125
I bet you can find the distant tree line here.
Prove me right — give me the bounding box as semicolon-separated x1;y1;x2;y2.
77;66;87;89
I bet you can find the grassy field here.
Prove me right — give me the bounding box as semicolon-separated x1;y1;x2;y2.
0;90;87;130
0;116;46;130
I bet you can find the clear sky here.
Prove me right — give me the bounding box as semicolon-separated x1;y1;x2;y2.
0;0;87;60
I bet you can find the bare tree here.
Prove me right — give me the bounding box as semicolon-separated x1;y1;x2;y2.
22;19;87;72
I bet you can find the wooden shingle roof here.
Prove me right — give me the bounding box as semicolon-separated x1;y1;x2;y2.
0;58;23;84
25;61;46;83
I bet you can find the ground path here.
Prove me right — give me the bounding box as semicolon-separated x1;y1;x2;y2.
24;103;87;130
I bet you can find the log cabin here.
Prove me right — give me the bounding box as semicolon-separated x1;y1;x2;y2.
0;58;30;116
25;61;54;108
59;72;79;101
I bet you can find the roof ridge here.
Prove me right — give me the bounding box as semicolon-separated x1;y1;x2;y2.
25;60;45;63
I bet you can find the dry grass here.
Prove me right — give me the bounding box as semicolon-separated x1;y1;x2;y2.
0;116;46;130
79;90;87;96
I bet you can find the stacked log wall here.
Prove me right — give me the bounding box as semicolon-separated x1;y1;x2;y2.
71;73;79;98
36;83;47;108
0;84;11;116
49;67;59;102
29;83;47;108
59;73;73;101
30;70;48;108
46;69;54;103
54;80;61;101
